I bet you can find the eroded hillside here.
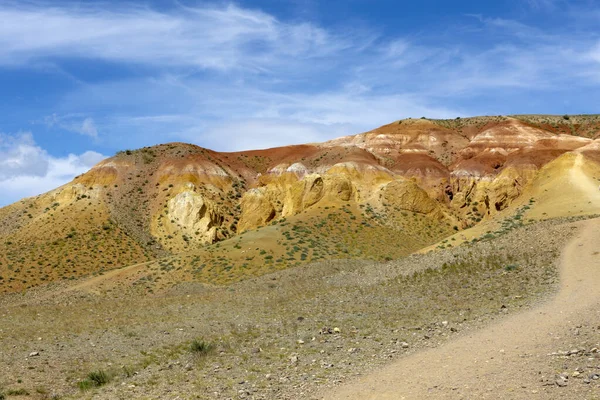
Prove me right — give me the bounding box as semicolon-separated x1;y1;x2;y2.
1;114;600;292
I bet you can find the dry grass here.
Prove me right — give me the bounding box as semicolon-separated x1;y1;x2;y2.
512;114;600;138
0;200;150;293
0;217;579;399
2;115;600;397
2;115;599;297
94;203;454;291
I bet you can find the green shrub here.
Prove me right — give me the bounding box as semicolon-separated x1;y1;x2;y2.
6;388;29;396
190;339;214;356
78;370;111;390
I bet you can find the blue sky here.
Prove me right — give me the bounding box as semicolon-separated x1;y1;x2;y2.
1;0;599;206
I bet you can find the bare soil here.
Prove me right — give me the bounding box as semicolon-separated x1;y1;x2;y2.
325;218;600;399
0;215;586;399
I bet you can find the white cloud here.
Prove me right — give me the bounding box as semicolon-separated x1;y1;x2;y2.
525;0;561;10
0;133;106;206
0;1;599;158
44;114;99;138
78;118;98;138
76;150;106;167
197;119;351;151
589;42;600;63
0;132;49;179
96;80;461;151
3;2;599;106
0;3;350;71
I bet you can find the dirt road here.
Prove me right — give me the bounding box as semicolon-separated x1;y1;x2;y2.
324;219;600;399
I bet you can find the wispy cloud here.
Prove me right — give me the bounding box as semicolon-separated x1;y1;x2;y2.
68;77;461;151
79;118;98;138
44;114;98;138
0;2;352;72
589;42;600;63
525;0;562;11
1;1;599;157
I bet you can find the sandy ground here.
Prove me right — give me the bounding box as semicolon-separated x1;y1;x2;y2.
573;153;600;204
324;164;600;399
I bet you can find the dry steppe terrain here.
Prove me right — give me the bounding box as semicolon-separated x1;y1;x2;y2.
2;114;600;294
0;215;593;400
2;114;600;399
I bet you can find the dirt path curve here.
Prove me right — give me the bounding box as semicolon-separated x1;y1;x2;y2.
324;160;600;399
64;260;154;295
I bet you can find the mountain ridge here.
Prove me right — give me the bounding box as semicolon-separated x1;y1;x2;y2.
1;114;600;293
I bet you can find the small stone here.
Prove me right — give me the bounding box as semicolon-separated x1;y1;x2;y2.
441;321;448;327
555;378;567;387
572;371;581;377
348;348;357;353
29;351;40;357
290;355;299;364
400;342;409;349
297;340;305;345
333;327;341;333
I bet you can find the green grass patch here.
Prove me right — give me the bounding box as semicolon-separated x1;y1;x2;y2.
78;370;112;391
190;339;214;356
5;388;29;396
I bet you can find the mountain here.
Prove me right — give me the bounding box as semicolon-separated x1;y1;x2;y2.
1;114;600;293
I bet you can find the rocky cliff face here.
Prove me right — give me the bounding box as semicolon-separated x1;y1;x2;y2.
5;115;600;251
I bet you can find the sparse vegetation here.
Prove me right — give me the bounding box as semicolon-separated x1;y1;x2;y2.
78;370;112;391
0;215;580;399
1;115;600;398
189;339;214;356
5;388;29;396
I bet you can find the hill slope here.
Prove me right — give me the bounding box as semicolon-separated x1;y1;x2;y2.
326;215;600;400
1;115;600;292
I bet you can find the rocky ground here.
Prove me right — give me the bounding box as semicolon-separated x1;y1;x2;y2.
0;216;589;399
325;217;600;399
